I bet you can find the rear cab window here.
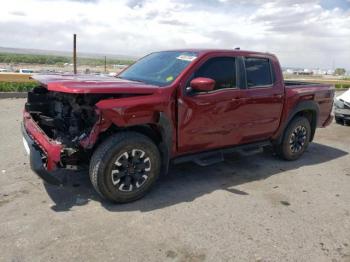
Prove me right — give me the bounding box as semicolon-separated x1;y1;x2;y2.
244;57;273;88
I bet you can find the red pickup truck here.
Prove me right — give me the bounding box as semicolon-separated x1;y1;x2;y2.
22;49;334;203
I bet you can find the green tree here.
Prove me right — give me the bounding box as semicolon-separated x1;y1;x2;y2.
334;68;346;76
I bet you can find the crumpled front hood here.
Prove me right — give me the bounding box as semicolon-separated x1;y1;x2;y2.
32;74;159;94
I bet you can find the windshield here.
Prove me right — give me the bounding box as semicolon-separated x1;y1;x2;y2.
118;51;198;86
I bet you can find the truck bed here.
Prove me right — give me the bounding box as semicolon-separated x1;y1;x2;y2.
284;80;322;87
283;81;334;129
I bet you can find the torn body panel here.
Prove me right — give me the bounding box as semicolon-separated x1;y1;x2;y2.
95;94;168;127
23;111;63;171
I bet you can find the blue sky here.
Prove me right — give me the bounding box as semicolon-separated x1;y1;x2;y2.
320;0;350;10
0;0;349;69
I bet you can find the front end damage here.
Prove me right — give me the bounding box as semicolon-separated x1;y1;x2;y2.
334;90;350;125
22;74;160;185
22;87;112;185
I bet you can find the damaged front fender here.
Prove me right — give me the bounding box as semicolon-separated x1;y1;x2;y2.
79;109;112;149
95;94;167;127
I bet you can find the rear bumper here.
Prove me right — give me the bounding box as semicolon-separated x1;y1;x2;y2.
22;112;66;185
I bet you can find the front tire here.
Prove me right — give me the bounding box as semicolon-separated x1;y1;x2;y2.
89;132;161;203
275;116;311;161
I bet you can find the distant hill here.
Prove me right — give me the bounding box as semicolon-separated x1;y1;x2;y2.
0;46;138;61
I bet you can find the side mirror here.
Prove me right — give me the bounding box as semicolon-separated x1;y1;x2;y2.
190;77;215;92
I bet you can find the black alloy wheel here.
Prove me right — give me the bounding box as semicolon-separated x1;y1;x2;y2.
289;125;307;154
111;149;151;192
275;116;311;161
89;132;161;203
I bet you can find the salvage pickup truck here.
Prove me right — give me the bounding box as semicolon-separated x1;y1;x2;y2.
22;49;334;203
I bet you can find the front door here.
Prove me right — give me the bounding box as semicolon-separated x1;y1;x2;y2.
177;56;246;154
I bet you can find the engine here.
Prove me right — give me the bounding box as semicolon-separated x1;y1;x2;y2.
25;87;102;146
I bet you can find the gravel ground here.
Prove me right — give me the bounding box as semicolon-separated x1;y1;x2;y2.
0;98;349;262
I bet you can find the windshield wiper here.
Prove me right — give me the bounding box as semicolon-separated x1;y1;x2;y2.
122;77;147;84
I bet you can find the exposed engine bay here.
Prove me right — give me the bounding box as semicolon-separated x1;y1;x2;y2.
25;87;107;147
25;85;149;167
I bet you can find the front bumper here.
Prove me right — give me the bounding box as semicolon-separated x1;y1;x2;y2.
22;112;66;185
334;108;350;120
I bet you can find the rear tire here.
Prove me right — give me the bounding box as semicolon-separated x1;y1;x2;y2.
89;132;161;203
275;116;311;161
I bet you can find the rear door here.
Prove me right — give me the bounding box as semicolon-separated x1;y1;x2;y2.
238;56;284;143
177;55;246;153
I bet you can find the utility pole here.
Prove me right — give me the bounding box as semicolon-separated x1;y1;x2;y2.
73;34;77;74
104;56;107;73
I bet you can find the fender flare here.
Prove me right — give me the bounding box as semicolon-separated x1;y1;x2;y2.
97;108;173;174
157;112;173;175
276;100;320;144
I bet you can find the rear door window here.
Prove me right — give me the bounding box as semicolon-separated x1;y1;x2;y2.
244;57;273;88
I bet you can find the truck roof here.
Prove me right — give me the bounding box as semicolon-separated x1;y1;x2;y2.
161;49;275;57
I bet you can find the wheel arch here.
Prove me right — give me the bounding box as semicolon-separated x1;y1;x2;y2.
276;100;320;144
95;112;172;175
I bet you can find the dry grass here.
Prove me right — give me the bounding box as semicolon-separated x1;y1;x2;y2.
0;73;35;83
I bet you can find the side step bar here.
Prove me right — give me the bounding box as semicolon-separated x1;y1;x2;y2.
193;152;224;167
172;141;271;167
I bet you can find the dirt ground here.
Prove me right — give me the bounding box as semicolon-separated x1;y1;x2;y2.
0;98;349;262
